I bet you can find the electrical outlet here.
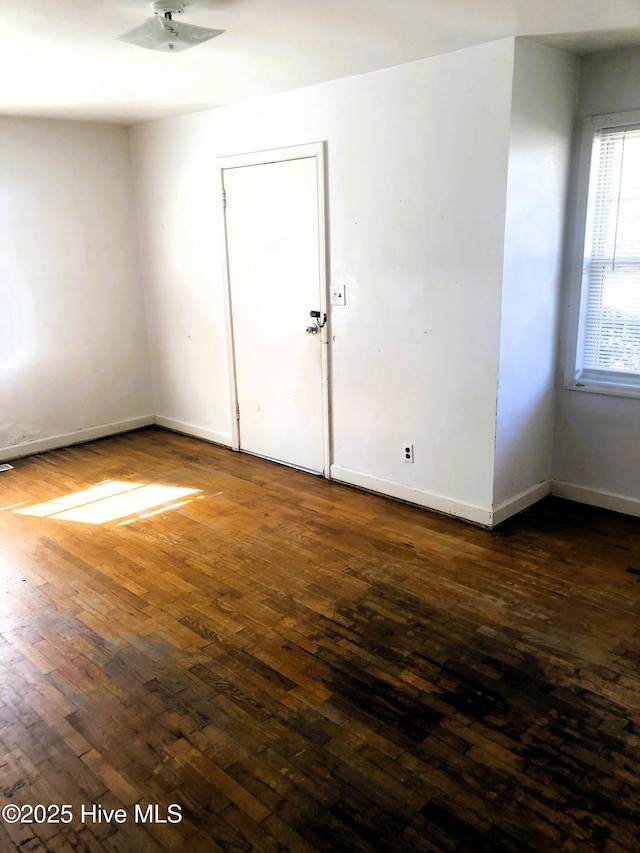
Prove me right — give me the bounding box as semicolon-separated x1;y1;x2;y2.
403;443;414;463
330;284;346;306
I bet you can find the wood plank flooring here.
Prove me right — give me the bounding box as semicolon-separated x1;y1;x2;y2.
0;427;638;852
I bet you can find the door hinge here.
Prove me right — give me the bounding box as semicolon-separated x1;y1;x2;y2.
222;188;227;208
235;403;240;419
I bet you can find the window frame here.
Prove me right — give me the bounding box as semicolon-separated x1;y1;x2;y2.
565;110;640;398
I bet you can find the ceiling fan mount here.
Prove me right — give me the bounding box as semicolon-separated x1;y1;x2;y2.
118;1;224;53
151;2;184;18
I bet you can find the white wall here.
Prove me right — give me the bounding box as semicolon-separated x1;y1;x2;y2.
552;47;640;516
493;41;579;521
132;39;516;524
0;118;152;460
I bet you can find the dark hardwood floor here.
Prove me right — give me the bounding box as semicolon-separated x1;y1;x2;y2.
0;427;638;852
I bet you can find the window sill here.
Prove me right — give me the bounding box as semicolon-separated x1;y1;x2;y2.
566;376;640;399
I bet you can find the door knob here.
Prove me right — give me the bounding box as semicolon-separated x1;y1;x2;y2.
306;310;327;334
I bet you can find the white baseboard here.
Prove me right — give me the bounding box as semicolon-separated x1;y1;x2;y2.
154;416;233;448
0;416;155;463
330;465;492;526
491;481;550;527
550;480;640;518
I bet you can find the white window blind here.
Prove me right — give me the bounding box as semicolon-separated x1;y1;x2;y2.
582;127;640;378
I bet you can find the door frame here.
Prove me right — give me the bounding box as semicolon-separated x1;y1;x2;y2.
218;141;331;478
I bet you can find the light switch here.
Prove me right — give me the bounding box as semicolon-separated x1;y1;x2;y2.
330;285;346;306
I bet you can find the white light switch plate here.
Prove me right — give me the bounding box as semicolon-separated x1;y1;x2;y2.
330;285;346;306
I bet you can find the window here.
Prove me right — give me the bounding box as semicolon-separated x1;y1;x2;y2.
567;112;640;396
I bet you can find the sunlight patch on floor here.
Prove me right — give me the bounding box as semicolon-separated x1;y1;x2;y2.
12;481;199;524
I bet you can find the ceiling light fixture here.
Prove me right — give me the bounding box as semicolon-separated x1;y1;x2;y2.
117;1;225;52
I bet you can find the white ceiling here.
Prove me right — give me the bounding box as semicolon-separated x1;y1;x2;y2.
3;0;640;125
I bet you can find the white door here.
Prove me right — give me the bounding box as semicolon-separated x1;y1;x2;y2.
222;148;328;475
